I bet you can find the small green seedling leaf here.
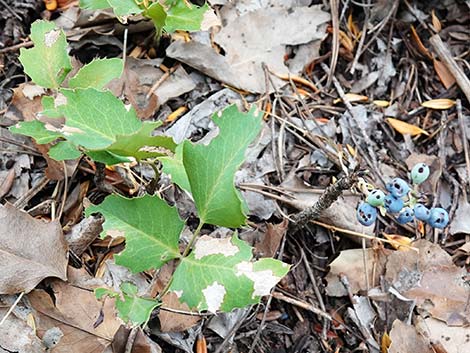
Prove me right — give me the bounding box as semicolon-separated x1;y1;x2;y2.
107;0;143;16
10;120;63;144
19;20;71;89
69;58;123;90
90;122;177;164
40;96;63;118
79;0;110;10
160;144;191;192
85;194;183;272
95;283;159;326
183;105;262;228
145;2;167;33
48;141;82;160
170;234;290;312
164;1;209;33
58;88;142;150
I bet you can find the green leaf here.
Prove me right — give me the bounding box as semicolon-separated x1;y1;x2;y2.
69;58;123;90
85;194;183;272
86;150;133;165
19;20;71;89
49;141;82;160
40;96;63;118
170;234;290;312
95;283;159;326
145;2;167;32
183;105;262;228
160;144;191;192
9;120;63;144
164;1;209;33
79;0;110;10
94;122;177;163
58;88;142;150
107;0;142;16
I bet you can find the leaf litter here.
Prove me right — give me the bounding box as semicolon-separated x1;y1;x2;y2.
1;0;470;352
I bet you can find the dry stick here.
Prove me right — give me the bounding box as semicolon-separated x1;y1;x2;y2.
456;99;470;192
321;63;385;187
0;292;24;326
300;248;328;339
290;174;358;230
124;327;138;353
430;34;470;103
327;0;340;88
13;176;50;209
350;0;371;75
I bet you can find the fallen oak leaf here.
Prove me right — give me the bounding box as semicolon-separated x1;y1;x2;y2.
0;203;68;294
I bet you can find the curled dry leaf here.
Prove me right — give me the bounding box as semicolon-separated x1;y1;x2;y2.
0;203;68;294
431;10;442;32
421;98;456;110
410;25;432;59
386;118;429;136
433;59;455;89
383;234;413;251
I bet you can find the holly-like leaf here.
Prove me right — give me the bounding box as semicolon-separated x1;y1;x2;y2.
19;20;71;89
170;234;290;313
58;88;142;150
96;283;159;326
160;144;191;192
164;1;209;33
48;141;82;160
96;122;176;163
10;120;63;144
85;194;183;272
69;58;123;90
183;105;262;228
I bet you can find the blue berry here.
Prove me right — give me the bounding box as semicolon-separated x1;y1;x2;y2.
384;194;404;213
414;204;431;221
366;189;385;207
397;207;414;224
411;163;430;185
357;202;378;226
428;207;449;229
386;178;410;198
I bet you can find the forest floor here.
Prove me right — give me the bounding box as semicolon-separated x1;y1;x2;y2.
0;1;469;353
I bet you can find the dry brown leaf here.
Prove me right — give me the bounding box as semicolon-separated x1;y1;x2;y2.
383;234;413;251
334;93;369;104
416;316;470;353
410;25;432;59
158;292;200;332
0;308;46;352
29;280;122;352
111;326;162;353
431;10;442;32
385;240;469;326
386;118;429;136
421;98;456;110
373;100;390;107
325;248;391;296
433;59;456;89
388;320;433;353
254;219;288;258
0;203;68;294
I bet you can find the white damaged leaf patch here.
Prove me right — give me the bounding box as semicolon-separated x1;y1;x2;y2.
170;234;290;312
194;235;239;260
202;282;226;313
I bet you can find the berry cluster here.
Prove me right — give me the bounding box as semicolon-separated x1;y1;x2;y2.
356;163;449;229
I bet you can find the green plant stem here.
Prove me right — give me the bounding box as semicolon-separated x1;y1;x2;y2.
182;220;204;257
156;219;204;300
